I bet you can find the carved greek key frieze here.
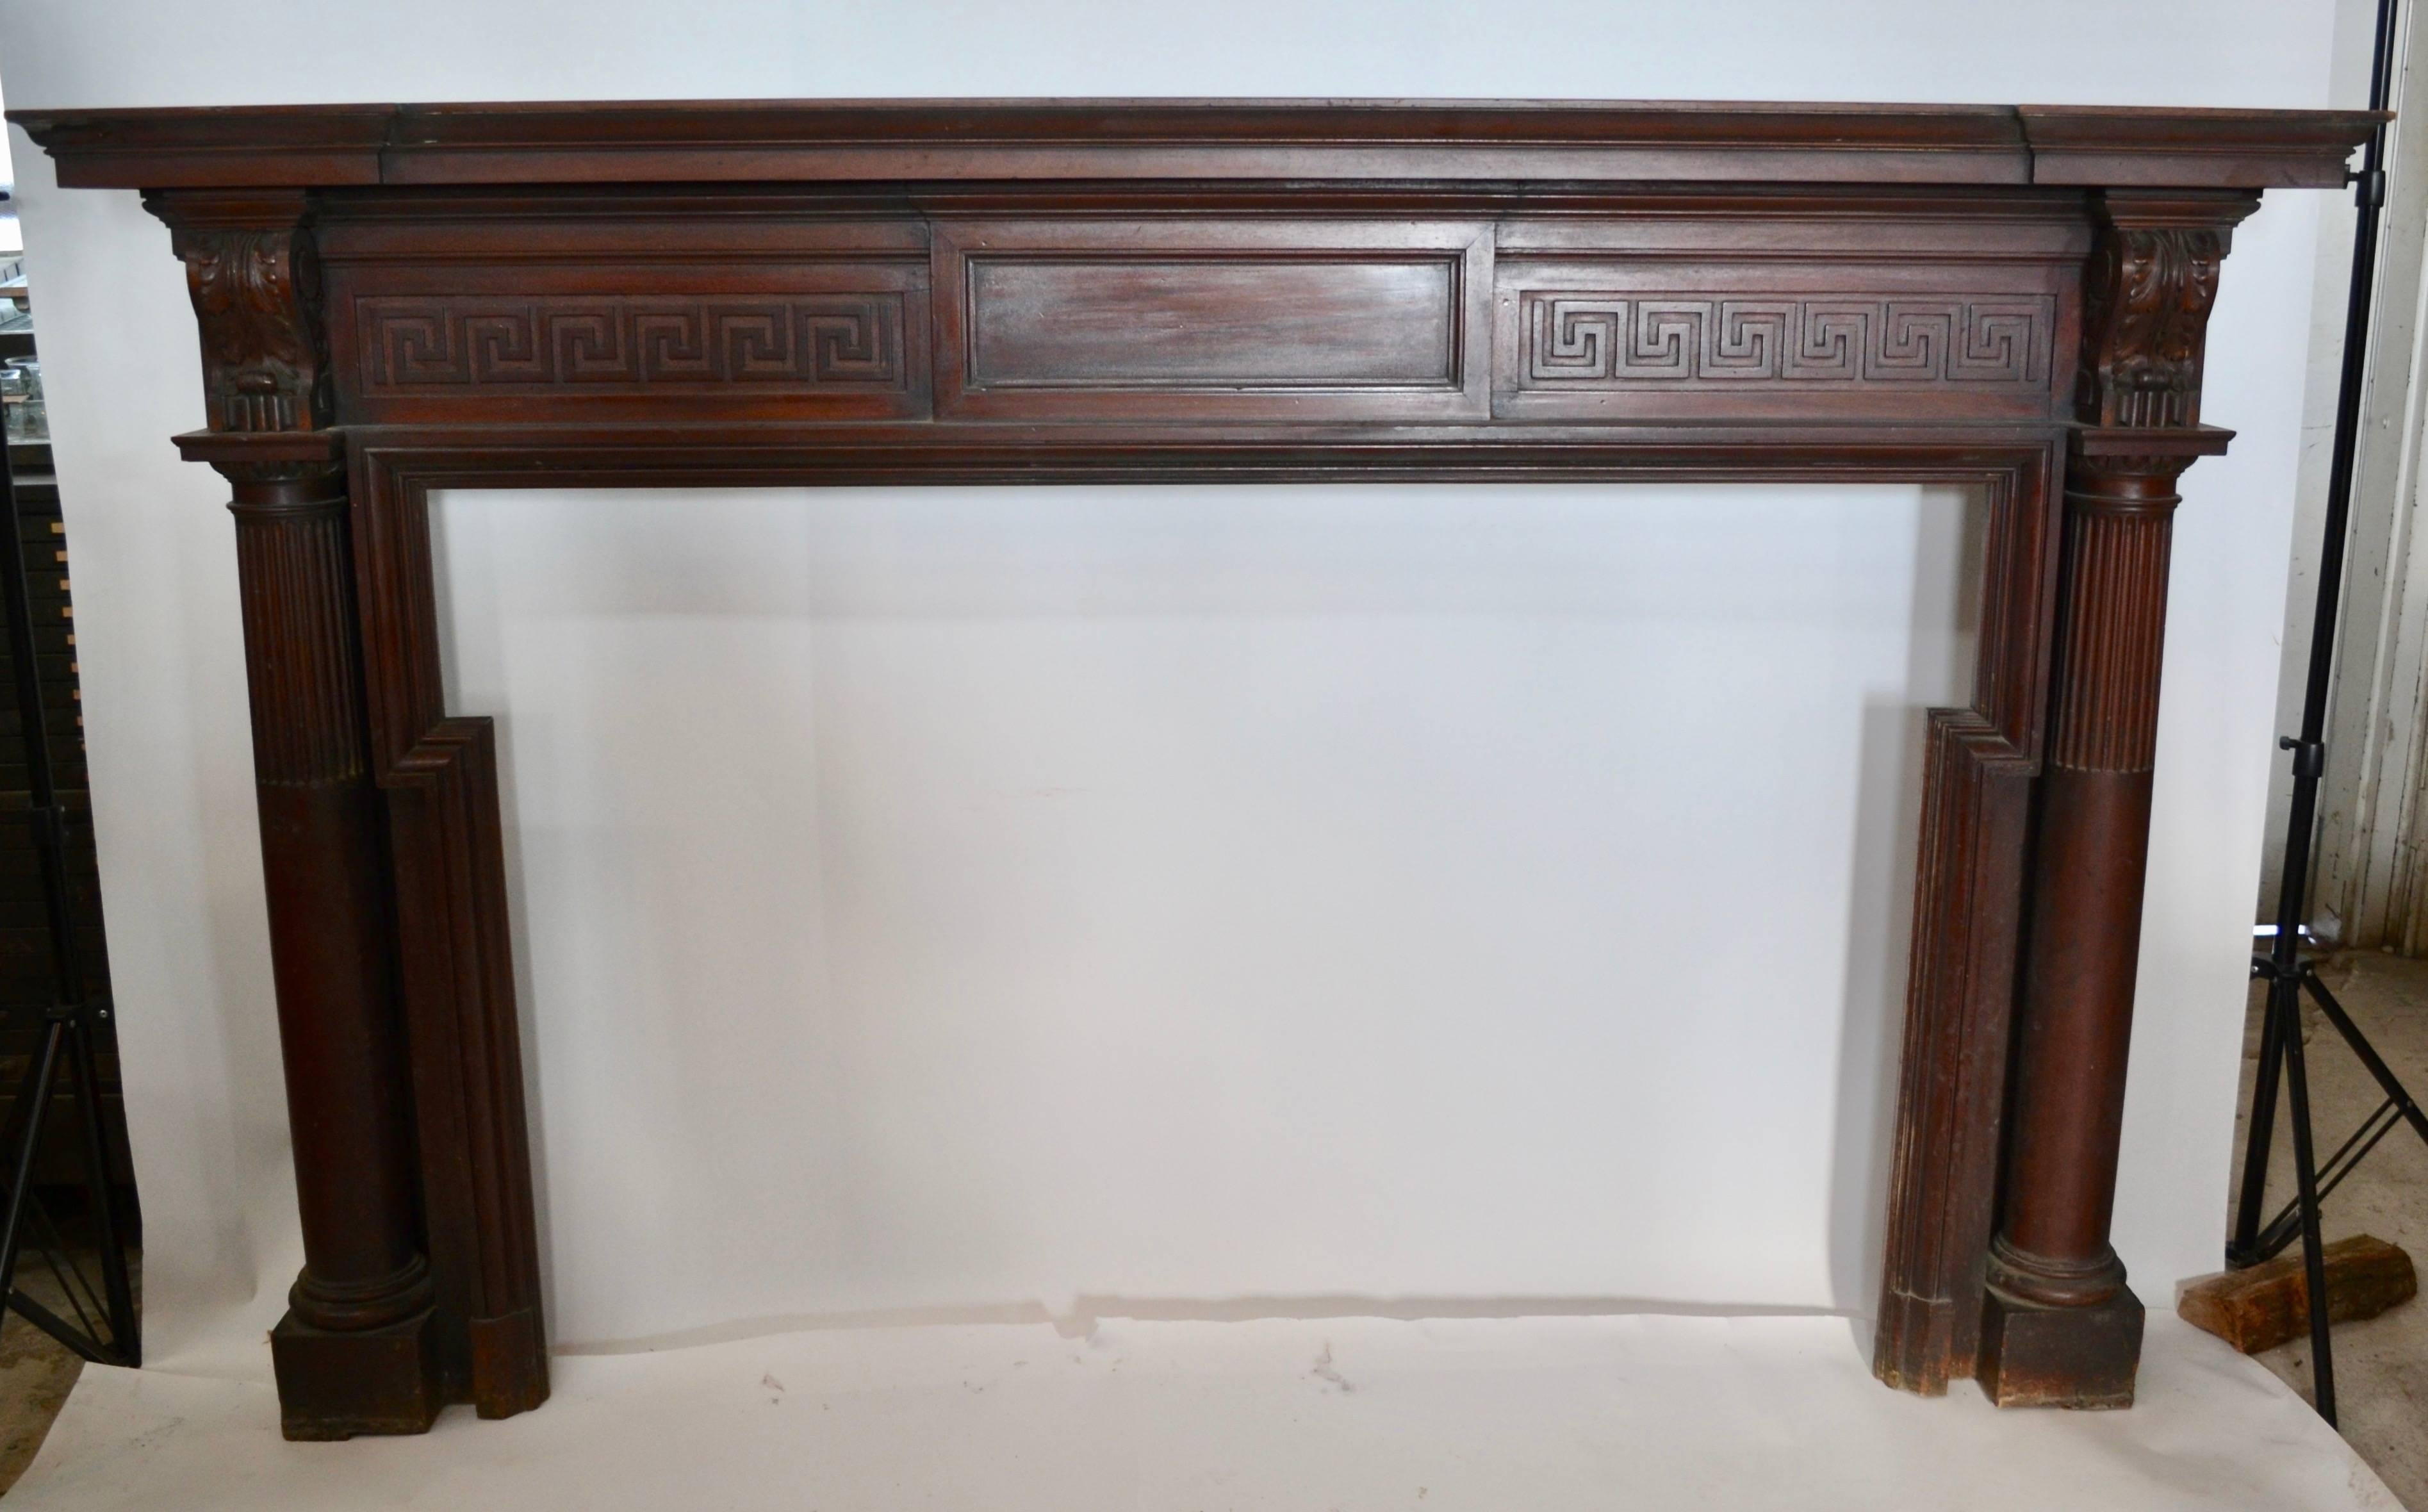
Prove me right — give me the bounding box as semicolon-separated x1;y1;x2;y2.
358;295;906;391
1520;295;2053;387
2076;226;2224;429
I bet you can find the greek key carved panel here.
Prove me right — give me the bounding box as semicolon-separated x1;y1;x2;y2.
357;295;906;391
1518;294;2055;388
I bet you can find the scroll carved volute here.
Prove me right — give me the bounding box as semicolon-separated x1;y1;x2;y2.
2073;193;2254;431
145;192;331;433
2078;228;2220;427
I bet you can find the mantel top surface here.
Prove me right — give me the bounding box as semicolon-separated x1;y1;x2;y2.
9;98;2381;192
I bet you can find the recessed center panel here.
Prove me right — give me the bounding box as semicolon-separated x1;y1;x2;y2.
967;256;1459;389
934;220;1492;420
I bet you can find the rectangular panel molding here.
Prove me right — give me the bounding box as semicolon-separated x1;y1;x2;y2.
11;97;2376;1445
932;219;1493;420
1516;295;2055;386
357;294;909;390
965;258;1459;388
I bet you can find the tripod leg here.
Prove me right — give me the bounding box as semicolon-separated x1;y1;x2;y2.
2282;993;2338;1424
0;1019;66;1327
2232;967;2293;1265
65;1016;136;1365
2300;967;2428;1153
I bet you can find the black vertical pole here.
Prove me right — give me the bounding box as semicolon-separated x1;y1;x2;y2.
0;390;136;1364
2283;991;2337;1421
0;1015;65;1333
2229;0;2405;1427
2233;972;2290;1260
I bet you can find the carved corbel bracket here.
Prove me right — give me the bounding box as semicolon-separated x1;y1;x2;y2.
2074;190;2260;432
142;189;331;434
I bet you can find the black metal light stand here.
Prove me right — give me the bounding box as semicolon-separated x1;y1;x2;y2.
2228;0;2420;1429
0;334;138;1368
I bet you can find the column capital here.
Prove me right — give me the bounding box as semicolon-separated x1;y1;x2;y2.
176;426;347;497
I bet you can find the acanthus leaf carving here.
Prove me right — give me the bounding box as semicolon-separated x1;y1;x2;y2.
158;207;333;434
2074;220;2226;431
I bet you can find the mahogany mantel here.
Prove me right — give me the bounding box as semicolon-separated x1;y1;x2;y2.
13;99;2377;1439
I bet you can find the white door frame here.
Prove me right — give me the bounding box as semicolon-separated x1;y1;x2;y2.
2294;0;2428;949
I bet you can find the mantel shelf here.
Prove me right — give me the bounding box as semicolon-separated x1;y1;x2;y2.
10;98;2383;190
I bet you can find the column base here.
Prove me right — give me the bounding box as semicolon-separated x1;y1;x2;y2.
270;1304;444;1440
1976;1283;2144;1409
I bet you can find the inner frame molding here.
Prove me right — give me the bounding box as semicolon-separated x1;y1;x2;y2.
13;97;2377;1441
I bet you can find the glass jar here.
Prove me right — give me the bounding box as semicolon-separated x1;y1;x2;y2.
0;363;26;443
4;360;44;442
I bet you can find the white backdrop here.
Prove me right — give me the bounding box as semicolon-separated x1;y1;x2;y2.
436;482;1974;1344
0;0;2340;1370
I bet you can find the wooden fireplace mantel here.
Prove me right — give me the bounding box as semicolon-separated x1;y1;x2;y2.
13;97;2378;1440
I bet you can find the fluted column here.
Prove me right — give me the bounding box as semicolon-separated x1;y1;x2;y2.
1978;190;2252;1408
227;456;439;1435
1998;459;2174;1290
233;463;425;1312
1978;444;2193;1405
156;190;441;1438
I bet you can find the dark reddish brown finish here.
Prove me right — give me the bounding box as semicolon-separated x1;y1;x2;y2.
933;218;1493;421
967;255;1452;386
1874;710;2037;1393
1491;198;2080;426
2019;106;2384;188
1979;1279;2145;1409
385;716;547;1420
15;101;2375;190
1999;461;2179;1291
9;99;2376;1438
1973;189;2260;1409
201;425;442;1438
149;190;334;433
1978;432;2201;1408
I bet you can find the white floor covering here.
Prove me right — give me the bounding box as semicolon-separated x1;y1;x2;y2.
5;1311;2399;1510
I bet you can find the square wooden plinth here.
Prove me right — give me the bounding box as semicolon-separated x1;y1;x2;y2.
1977;1285;2145;1409
270;1305;444;1441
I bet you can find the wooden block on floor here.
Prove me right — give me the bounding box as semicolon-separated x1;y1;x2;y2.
2178;1235;2418;1354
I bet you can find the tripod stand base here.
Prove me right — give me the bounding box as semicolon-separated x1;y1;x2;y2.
270;1305;443;1441
1977;1285;2145;1408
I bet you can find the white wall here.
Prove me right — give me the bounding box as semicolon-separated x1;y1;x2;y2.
0;0;2340;1373
436;482;1973;1344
